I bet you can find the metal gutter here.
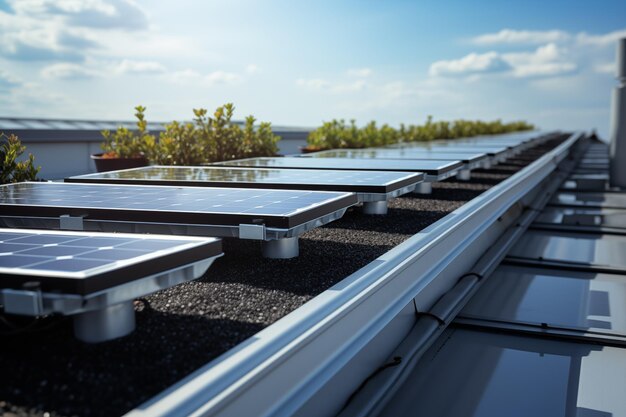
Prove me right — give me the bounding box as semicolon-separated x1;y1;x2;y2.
126;132;584;417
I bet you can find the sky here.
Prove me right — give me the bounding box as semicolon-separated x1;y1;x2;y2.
1;0;625;138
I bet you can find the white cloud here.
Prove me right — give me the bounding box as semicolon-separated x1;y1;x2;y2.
296;78;331;90
594;62;615;74
503;43;576;77
41;63;100;79
471;29;570;45
0;70;22;91
430;44;576;79
347;68;372;77
246;64;259;74
165;69;243;86
115;59;166;74
205;70;241;85
577;29;626;46
429;51;510;77
8;0;149;31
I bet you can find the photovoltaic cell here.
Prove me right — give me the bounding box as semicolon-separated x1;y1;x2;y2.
0;228;221;294
65;166;424;195
0;182;357;229
212;157;463;178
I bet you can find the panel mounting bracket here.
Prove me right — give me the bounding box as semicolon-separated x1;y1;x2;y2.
2;289;44;316
239;223;266;240
60;214;84;231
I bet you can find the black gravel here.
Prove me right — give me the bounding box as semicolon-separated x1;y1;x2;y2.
0;137;566;417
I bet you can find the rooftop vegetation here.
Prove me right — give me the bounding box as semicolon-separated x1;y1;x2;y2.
306;117;535;151
101;105;280;164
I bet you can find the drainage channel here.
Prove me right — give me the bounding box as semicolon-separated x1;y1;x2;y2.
126;132;585;417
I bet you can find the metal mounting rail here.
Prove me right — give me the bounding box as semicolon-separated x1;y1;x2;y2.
126;132;585;417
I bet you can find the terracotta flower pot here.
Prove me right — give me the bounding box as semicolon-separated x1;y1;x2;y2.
91;153;149;173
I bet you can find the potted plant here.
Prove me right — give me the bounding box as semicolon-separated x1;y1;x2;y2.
91;105;155;172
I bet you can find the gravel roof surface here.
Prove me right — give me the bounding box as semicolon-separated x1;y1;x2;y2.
0;136;565;417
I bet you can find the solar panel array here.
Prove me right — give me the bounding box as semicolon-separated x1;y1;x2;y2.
0;228;221;294
66;166;424;195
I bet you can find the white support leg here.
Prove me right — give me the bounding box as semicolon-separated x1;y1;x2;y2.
74;301;135;343
362;200;388;215
262;237;299;259
414;182;432;195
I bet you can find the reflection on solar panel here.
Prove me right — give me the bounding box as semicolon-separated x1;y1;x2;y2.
0;182;357;258
384;143;512;162
374;328;626;417
65;166;422;194
0;120;27;129
551;191;626;209
66;166;423;215
506;229;626;273
0;228;222;342
301;149;488;167
535;206;626;231
212;157;463;180
460;264;626;338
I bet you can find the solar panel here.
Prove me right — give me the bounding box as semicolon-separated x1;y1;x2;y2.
212;157;463;181
506;229;626;273
535;206;626;231
301;149;488;167
384;143;511;161
0;228;221;294
0;181;355;228
65;166;423;196
550;191;626;209
0;228;222;342
376;328;626;417
460;264;626;338
560;173;608;191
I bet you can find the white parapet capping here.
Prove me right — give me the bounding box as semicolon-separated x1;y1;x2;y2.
610;38;626;188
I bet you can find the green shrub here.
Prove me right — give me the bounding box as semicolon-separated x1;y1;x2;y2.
101;105;155;158
0;133;40;184
307;116;534;150
125;103;280;165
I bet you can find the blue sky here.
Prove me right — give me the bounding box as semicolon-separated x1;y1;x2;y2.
1;0;625;138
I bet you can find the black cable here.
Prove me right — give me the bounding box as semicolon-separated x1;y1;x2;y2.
340;356;402;412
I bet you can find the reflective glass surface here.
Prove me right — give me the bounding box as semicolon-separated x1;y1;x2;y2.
0;229;217;278
214;157;462;175
552;192;626;209
461;265;626;336
68;166;422;191
507;230;626;270
0;182;355;227
304;149;486;163
378;329;626;417
536;207;626;229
